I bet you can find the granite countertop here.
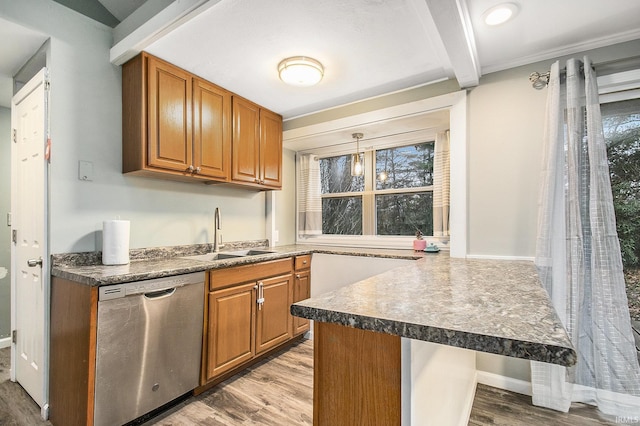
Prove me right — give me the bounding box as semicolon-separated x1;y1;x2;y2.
291;252;576;367
51;241;575;367
50;242;422;286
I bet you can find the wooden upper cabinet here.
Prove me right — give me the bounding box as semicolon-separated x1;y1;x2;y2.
193;78;231;180
146;55;193;173
123;52;279;189
260;108;283;189
231;97;261;185
232;96;283;190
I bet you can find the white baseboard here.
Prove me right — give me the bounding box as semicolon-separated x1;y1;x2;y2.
476;371;532;396
0;337;10;349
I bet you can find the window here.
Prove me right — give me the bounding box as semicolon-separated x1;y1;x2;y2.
602;98;640;322
319;142;434;236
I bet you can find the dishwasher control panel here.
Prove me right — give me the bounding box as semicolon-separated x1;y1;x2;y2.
99;272;205;301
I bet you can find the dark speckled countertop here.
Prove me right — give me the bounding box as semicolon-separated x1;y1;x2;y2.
51;241;575;367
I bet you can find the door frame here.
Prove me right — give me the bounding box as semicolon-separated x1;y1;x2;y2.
10;67;50;420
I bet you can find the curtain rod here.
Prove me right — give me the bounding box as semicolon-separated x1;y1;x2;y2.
529;64;589;90
528;55;640;90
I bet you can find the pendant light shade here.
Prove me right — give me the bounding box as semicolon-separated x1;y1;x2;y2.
278;56;324;86
351;133;364;177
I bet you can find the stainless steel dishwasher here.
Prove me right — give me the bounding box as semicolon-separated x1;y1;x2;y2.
94;272;205;426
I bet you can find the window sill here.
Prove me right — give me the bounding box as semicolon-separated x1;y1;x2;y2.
296;235;450;250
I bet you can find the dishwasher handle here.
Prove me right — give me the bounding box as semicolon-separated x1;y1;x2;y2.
144;288;176;299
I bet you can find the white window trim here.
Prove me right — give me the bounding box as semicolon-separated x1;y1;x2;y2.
598;69;640;103
285;90;468;257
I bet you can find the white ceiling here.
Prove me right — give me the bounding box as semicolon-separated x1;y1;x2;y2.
133;0;640;119
2;0;640;125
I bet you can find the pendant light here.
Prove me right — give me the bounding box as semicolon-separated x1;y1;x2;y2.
351;133;363;176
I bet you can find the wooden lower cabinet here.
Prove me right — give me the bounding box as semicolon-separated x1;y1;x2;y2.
202;257;303;385
256;274;293;354
293;267;311;335
205;282;256;380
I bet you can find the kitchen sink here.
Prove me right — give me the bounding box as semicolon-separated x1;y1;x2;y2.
224;249;275;256
181;250;274;262
181;252;243;262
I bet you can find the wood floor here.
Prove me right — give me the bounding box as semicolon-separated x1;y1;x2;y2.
0;346;52;426
0;341;623;425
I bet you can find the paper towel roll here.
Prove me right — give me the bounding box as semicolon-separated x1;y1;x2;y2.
102;220;130;265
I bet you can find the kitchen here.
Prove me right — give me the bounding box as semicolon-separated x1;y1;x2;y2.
1;0;640;425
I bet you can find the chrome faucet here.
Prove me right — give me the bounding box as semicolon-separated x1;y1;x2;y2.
213;207;222;253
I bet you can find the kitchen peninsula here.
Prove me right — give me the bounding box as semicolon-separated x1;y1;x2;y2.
290;251;576;426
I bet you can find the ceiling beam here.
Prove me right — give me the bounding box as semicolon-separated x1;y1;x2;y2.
423;0;480;87
110;0;221;66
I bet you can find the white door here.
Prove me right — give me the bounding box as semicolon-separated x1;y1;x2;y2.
11;68;49;414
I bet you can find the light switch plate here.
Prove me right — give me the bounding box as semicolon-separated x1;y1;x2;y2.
78;160;94;181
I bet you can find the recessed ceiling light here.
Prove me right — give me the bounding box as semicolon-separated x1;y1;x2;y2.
278;56;324;87
483;3;518;26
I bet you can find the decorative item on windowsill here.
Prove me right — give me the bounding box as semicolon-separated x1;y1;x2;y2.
424;242;440;253
413;230;427;251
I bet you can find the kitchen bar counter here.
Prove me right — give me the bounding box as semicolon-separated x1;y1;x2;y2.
53;242;576;425
291;252;576;366
287;251;575;425
51;241;576;365
51;242;575;365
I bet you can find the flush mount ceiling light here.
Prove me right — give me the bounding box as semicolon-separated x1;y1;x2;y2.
483;3;518;26
278;56;324;87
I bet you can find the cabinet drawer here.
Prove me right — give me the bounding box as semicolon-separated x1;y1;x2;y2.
210;257;293;291
294;255;311;271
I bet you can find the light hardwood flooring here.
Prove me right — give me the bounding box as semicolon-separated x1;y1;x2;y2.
0;341;628;425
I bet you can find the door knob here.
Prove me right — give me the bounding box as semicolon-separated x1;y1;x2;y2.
27;257;43;267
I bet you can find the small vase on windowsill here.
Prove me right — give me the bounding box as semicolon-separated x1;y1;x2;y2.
413;230;426;251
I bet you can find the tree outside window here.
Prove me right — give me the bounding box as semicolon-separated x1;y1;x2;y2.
319;142;434;236
602;98;640;321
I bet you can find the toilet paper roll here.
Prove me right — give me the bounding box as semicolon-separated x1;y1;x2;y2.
102;220;130;265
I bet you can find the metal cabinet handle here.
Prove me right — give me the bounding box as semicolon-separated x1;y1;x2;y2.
187;165;195;173
295;274;301;279
195;166;201;173
256;281;264;310
27;257;43;267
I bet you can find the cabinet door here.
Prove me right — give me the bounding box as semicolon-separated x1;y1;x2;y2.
206;282;256;380
193;78;230;180
255;274;293;355
231;97;261;184
293;269;311;335
147;56;192;172
259;109;283;189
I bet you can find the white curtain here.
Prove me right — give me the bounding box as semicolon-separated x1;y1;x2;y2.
433;130;450;237
532;56;640;417
297;154;322;236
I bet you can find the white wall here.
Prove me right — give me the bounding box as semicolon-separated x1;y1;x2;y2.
0;107;11;341
272;148;296;245
0;0;279;254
